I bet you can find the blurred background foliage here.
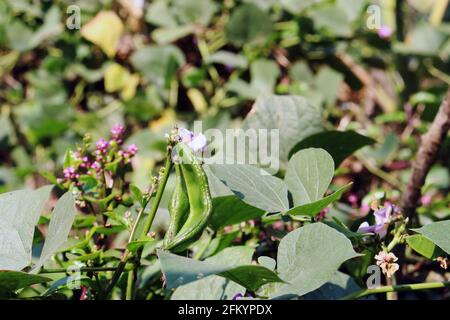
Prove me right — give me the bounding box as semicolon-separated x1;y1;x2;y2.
0;0;449;226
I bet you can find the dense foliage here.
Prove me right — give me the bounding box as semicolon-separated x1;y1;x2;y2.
0;0;449;300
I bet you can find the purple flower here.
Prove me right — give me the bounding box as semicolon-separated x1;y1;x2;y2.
64;166;79;180
232;293;243;300
126;144;138;156
377;26;392;39
91;161;101;172
111;124;125;144
96;138;109;154
357;203;400;238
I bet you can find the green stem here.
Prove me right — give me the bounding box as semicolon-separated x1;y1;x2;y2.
101;150;173;299
40;266;119;274
126;270;136;300
140;153;173;239
341;281;450;300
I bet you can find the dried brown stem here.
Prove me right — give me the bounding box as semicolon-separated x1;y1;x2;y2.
400;89;450;223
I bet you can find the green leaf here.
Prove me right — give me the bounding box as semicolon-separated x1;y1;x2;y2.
394;23;446;56
170;246;251;299
289;131;375;167
272;222;360;299
286;183;352;217
127;237;157;254
0;185;53;270
258;256;276;271
131;45;185;89
285;148;334;206
280;0;318;14
411;221;450;255
0;271;51;292
209;195;265;230
159;250;283;292
225;3;273;46
209;164;289;213
302;271;361;300
151;25;195;44
242;95;323;169
207;51;248;69
33;191;77;270
406;234;444;259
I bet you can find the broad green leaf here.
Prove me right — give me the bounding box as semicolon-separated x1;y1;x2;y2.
412;221;450;255
242;95;323;169
250;59;280;96
225;3;273;46
171;0;217;26
272;223;360;298
209;195;265;230
159;250;283;292
285;148;334;206
207;51;248;69
171;246;253;300
289;131;375;166
281;0;319;14
406;234;444;259
395;23;446;56
33;191;77;270
81;11;124;57
302;271;361;300
151;25;194;44
209;164;289;213
286;183;352;217
313;67;343;106
258;256;276;271
131;45;185;89
0;271;51;292
310;4;353;37
0;185;53;270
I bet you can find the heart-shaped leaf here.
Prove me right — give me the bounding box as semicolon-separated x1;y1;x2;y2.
285;148;334;206
0;185;53;270
272;223;360;299
209;164;289;213
159;250;283;292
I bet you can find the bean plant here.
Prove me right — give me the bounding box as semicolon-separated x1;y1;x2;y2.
0;0;449;301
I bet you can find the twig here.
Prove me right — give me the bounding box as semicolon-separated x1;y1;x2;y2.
400;89;450;224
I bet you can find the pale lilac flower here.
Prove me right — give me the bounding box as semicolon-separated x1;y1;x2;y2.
178;128;207;152
375;251;399;278
357;203;400;238
179;128;194;143
377;25;392;39
188;133;207;152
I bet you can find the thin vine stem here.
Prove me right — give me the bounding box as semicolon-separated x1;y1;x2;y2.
341;281;450;300
40;267;120;274
100;148;173;299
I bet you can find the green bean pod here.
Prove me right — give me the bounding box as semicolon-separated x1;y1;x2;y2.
163;164;190;247
164;143;212;252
